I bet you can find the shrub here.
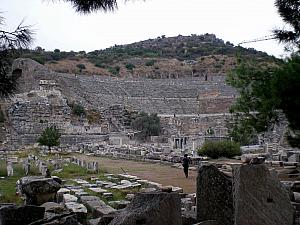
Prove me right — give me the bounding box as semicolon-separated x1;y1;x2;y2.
76;64;86;70
125;63;135;71
145;60;156;66
108;66;120;75
72;104;86;117
197;140;241;159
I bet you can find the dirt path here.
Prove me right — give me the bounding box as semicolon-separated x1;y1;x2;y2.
76;154;197;193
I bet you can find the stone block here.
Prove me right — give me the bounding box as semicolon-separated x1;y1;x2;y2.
19;176;61;205
0;204;45;225
63;194;78;203
196;164;233;225
79;195;116;218
233;164;294;225
109;192;182;225
65;202;87;223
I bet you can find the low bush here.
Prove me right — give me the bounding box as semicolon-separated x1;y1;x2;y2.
72;104;86;117
197;140;241;159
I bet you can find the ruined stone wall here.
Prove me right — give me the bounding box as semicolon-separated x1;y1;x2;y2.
160;114;229;136
6;88;108;147
5;58;238;147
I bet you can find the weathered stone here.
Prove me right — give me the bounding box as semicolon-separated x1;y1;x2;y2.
109;192;182;225
63;194;78;203
41;202;66;214
0;204;45;225
89;187;107;194
196;164;233;225
57;188;70;203
79;195;116;218
19;176;61;205
195;221;219;225
181;211;197;225
108;200;130;209
65;202;87;223
29;213;80;225
233;164;294;225
241;154;265;164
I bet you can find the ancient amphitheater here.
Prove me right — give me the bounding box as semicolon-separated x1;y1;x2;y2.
1;58;236;148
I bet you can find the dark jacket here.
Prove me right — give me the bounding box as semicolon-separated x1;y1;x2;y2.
182;157;189;168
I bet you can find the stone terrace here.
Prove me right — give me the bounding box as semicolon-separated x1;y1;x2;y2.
12;58;237;115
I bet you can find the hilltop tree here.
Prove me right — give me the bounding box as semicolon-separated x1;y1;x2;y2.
38;126;61;152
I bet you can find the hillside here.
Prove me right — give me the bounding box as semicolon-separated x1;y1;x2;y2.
21;34;281;78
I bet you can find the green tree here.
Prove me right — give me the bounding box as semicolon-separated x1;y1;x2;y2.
274;0;300;49
125;63;135;71
132;112;161;140
227;0;300;146
38;126;61;151
76;63;86;73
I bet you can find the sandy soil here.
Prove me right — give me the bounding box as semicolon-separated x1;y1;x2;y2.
76;154;197;193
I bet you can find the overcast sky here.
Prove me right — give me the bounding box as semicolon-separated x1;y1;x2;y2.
2;0;288;58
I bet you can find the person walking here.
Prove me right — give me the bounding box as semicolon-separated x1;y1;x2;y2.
182;154;190;178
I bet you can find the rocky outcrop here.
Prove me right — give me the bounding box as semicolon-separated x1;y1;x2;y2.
109;192;182;225
0;204;45;225
18;176;61;205
197;164;233;225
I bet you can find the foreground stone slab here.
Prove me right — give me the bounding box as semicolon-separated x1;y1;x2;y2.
0;204;45;225
233;164;294;225
79;195;116;218
89;187;107;194
109;192;182;225
65;202;87;223
63;194;78;203
197;164;233;225
19;176;61;205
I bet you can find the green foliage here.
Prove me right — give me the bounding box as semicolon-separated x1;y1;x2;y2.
274;0;300;48
108;66;120;75
38;126;61;150
72;104;86;117
76;64;86;70
125;63;135;71
226;60;279;145
227;55;300;147
145;60;156;66
132;112;161;140
197;141;241;159
272;56;300;131
0;160;39;204
94;63;106;68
